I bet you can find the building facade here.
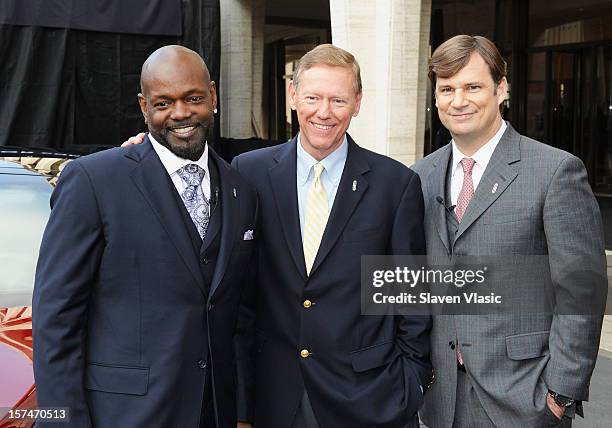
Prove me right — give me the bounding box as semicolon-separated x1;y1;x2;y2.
220;0;612;243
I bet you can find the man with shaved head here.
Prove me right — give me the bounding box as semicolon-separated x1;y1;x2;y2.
33;45;258;427
138;45;214;162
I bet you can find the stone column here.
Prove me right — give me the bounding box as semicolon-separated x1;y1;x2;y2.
330;0;431;165
220;0;266;138
251;0;266;138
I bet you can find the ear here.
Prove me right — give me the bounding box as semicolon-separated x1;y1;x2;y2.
209;81;218;111
496;77;508;106
138;93;148;124
352;91;363;117
288;80;297;110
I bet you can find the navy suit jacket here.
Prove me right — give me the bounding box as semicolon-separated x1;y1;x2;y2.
33;137;258;427
233;135;432;428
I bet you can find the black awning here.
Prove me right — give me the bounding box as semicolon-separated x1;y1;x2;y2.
0;0;182;36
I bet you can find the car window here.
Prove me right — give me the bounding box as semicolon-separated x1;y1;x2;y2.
0;162;54;308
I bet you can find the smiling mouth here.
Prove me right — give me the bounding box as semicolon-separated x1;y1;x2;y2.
312;122;334;130
168;124;199;137
451;113;474;119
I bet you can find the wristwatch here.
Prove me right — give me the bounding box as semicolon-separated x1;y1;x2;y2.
548;390;575;408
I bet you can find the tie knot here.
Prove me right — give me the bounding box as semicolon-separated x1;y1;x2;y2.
177;164;205;187
460;158;476;175
313;163;325;180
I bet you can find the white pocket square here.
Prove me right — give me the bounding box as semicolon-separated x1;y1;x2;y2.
243;230;254;241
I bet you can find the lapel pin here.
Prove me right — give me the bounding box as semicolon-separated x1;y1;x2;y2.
352;180;357;192
233;188;237;198
492;183;498;194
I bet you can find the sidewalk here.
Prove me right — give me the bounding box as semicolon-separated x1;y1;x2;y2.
601;316;612;354
601;253;612;353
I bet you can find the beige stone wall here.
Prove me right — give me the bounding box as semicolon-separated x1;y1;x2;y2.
219;0;267;139
251;0;266;138
330;0;431;165
220;0;256;138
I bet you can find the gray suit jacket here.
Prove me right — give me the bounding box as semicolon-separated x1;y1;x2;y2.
411;123;607;428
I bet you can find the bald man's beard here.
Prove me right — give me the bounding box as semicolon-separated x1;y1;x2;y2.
151;116;214;161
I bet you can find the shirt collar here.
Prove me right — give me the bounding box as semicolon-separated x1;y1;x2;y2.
451;120;507;176
296;133;348;185
149;133;209;178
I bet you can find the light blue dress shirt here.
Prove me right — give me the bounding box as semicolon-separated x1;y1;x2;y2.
296;133;348;236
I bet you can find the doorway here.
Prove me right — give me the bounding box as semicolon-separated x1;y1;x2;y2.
525;43;612;194
266;35;328;142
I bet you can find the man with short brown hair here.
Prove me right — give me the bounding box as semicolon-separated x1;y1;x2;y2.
412;35;606;427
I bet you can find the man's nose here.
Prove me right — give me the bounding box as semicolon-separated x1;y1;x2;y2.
316;100;332;119
450;89;468;108
171;101;192;120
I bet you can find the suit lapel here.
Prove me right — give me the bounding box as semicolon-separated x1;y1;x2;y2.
429;145;453;255
269;138;307;280
209;149;239;298
454;124;521;243
309;137;369;277
128;138;206;294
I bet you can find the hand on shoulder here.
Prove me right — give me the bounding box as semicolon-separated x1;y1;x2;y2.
121;132;146;147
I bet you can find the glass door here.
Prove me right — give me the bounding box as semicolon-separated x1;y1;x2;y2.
525;44;612;194
583;45;612;195
549;51;578;155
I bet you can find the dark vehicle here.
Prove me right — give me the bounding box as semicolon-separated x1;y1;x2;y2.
0;148;76;428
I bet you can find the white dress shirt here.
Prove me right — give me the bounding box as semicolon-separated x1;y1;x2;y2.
149;134;211;201
450;121;507;206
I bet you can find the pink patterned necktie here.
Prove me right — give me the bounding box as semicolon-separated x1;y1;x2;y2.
454;158;476;222
455;158;475;366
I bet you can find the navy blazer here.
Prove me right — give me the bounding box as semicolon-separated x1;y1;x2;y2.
233;135;431;428
33;137;258;427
